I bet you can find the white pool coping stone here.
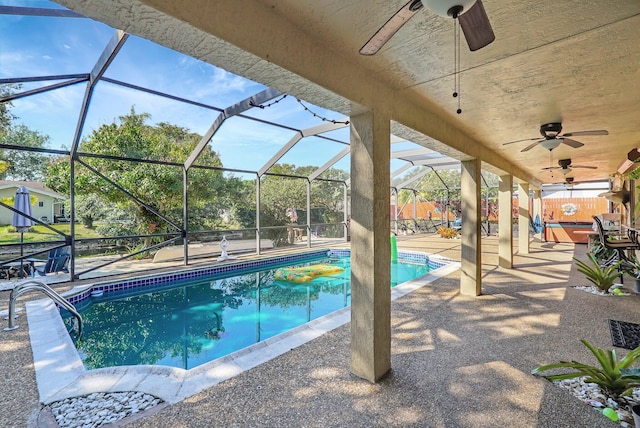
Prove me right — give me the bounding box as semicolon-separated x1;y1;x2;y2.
27;256;460;405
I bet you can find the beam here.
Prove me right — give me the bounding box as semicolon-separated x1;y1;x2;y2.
257;120;346;176
185;87;282;170
308;146;350;181
70;30;128;155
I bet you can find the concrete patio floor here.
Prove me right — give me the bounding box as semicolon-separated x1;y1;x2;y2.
2;234;638;427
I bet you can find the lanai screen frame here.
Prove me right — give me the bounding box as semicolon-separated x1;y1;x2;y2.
0;5;461;281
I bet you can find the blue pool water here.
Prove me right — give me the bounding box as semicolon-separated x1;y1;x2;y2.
65;253;435;370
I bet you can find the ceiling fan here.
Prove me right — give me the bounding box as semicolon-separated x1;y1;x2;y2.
541;158;597;175
503;122;609;152
359;0;495;56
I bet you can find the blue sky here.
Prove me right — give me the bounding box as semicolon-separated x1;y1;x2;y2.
0;0;425;177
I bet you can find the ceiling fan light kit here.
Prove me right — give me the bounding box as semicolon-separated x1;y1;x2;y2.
422;0;477;18
541;158;598;176
539;139;562;151
503;122;609;152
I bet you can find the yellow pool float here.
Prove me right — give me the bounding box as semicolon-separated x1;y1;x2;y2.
274;264;345;283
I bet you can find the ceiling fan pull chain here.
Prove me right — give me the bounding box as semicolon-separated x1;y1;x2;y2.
452;20;462;114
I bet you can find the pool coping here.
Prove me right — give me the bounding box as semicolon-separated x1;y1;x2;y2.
26;251;460;405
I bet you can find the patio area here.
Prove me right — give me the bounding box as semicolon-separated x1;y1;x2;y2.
2;234;638;427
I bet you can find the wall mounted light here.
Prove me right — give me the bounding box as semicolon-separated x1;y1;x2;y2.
617;148;640;174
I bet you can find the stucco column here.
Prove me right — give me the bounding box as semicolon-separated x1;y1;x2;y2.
518;182;530;254
460;159;482;296
532;189;542;242
498;175;513;268
350;109;391;382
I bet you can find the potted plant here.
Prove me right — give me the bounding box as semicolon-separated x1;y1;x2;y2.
623;255;640;293
573;254;622;293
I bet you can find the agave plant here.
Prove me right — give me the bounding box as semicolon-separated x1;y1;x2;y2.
532;339;640;400
574;254;622;292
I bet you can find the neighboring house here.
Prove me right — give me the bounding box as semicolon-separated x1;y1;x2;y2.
0;181;66;226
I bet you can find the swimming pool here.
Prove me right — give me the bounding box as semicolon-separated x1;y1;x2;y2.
65;249;440;370
28;248;458;404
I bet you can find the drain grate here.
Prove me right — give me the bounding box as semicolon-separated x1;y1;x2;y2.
608;319;640;350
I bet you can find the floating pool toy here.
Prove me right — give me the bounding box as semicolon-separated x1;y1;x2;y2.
391;234;398;263
274;264;345;283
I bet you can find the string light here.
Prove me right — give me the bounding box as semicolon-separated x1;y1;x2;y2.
249;94;288;109
249;93;349;125
296;99;350;125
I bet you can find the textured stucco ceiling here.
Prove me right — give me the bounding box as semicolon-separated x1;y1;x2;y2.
56;0;640;186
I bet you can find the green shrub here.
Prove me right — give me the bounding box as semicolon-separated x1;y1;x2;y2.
573;254;621;291
532;339;640;400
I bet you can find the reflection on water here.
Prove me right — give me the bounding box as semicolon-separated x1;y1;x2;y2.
66;256;431;370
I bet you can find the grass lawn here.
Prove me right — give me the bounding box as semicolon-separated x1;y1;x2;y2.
0;224;101;244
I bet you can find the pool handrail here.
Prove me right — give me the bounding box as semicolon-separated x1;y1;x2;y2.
4;280;83;337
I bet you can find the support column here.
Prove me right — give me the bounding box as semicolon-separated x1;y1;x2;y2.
532;189;542;242
518;182;530;254
460;159;482;296
498;175;513;268
350;109;391;382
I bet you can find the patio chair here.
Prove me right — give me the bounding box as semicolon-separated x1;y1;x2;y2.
592;215;637;280
29;247;70;276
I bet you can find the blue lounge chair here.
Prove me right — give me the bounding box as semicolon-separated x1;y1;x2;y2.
29;247;70;276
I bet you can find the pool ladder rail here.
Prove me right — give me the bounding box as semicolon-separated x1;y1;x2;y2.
4;280;83;338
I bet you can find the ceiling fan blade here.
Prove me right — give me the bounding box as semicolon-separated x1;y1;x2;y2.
521;141;541;152
560;138;584;148
571;165;598;169
359;0;423;56
458;0;495;51
541;166;561;171
561;130;609;137
502;137;539;146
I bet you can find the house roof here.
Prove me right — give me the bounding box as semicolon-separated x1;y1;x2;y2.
0;181;65;199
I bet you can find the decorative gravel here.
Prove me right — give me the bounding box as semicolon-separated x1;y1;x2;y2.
47;391;163;427
573;285;631;296
554;377;640;426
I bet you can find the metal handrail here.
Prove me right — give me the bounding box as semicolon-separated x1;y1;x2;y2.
4;280;82;337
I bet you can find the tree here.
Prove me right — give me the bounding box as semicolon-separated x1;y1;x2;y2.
0;84;20;133
0;124;50;180
73;193;107;228
46;108;228;237
260;163;309;227
229;164;348;246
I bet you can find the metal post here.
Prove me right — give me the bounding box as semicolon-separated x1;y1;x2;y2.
307;179;311;248
447;189;451;228
256;174;261;254
413;190;417;226
344;182;349;242
183;167;189;265
69;156;76;281
392;188;398;235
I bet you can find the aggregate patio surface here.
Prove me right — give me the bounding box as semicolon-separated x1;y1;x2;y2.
2;234;638;427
